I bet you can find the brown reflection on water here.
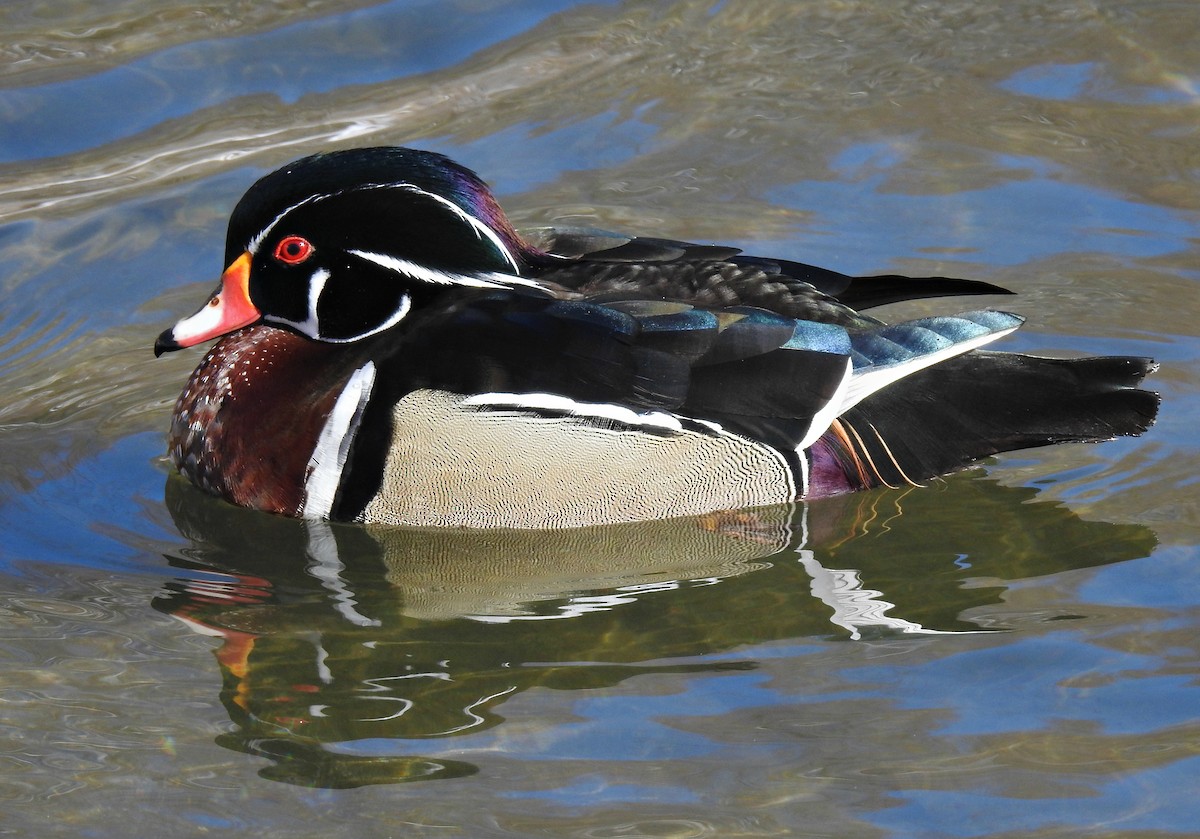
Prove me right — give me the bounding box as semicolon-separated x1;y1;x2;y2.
155;475;1154;787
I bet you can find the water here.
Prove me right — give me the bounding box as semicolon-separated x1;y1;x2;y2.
2;0;1198;835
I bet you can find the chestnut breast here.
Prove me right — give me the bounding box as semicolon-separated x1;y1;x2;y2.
168;325;355;516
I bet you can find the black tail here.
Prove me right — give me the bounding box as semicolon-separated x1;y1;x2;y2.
832;351;1159;489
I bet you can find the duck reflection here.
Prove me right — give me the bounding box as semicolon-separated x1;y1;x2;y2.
156;475;1155;787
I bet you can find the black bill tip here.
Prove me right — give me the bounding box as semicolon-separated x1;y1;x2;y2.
154;328;181;358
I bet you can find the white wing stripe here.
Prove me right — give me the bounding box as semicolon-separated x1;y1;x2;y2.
796;358;854;451
839;323;1020;414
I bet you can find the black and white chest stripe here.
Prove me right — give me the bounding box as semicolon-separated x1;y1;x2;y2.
301;361;378;519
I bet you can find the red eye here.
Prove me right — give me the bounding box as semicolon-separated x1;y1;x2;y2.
273;235;314;265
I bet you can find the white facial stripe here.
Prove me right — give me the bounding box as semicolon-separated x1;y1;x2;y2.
348;250;548;292
270;292;412;343
349;250;506;289
262;267;327;338
248;181;517;259
302;361;378;520
360;292;413;339
396;184;520;273
308;267;330;321
248;193;336;255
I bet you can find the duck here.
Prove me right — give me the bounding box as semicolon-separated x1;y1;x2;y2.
154;146;1159;529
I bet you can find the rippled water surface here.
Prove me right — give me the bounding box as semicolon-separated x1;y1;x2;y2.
2;1;1199;835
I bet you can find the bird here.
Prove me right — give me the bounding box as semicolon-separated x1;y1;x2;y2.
154;146;1158;529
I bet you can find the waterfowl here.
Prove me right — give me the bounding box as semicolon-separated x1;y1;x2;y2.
154;147;1158;528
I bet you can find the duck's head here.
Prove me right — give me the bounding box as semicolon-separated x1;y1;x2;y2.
155;147;541;355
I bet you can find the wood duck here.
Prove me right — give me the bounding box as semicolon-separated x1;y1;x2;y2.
154;147;1159;529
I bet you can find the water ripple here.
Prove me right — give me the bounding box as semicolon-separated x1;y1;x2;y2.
0;0;382;87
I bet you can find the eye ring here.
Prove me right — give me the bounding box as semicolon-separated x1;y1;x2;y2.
273;235;314;265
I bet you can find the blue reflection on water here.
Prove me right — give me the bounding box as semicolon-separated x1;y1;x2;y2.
439;102;664;195
999;61;1098;101
1000;61;1198;105
502;775;702;804
1079;547;1200;609
847;633;1198;737
329;672;781;761
765;149;1194;273
0;432;173;578
0;0;614;163
873;756;1200;836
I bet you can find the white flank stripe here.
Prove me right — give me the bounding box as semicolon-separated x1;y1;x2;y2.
839;324;1020;414
464;391;798;498
461;391;685;433
302;361;378;519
